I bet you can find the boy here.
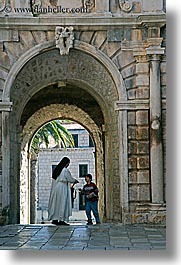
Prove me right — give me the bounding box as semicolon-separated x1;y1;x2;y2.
80;174;101;225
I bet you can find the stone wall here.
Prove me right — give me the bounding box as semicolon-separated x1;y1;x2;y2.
128;110;150;208
37;147;95;212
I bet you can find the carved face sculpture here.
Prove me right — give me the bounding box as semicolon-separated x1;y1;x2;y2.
55;26;74;55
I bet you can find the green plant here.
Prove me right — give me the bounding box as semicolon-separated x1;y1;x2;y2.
31;120;74;153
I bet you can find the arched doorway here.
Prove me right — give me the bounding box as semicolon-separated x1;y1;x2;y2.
2;43;127;224
22;104;104;224
29;119;97;224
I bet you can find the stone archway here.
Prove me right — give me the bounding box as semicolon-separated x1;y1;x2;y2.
2;43;128;224
21;104;104;223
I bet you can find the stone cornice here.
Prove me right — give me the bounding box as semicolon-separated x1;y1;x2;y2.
115;99;166;111
0;13;166;30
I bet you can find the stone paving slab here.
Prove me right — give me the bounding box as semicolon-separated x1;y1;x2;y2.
0;223;166;251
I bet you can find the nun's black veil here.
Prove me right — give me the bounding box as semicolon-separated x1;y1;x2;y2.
52;157;70;180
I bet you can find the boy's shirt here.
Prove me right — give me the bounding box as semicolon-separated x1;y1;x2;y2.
83;182;99;202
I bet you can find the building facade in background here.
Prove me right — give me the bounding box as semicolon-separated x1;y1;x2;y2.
37;123;95;221
0;0;166;225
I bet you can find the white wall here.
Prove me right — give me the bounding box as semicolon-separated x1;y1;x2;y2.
37;147;95;211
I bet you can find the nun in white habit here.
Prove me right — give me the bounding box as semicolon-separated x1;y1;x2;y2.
48;157;79;225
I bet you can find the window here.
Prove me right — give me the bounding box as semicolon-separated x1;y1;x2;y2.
79;164;88;178
89;135;94;147
72;134;78;147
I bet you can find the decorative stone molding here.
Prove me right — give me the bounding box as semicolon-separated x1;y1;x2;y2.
0;0;6;12
84;0;95;11
115;99;166;111
55;26;74;55
115;100;149;111
119;0;133;13
151;117;160;130
0;101;13;111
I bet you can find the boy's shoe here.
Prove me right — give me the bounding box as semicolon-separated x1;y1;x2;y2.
87;220;93;225
58;221;70;226
96;222;101;224
52;220;59;225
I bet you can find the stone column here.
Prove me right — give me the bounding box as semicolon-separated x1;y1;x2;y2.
146;36;165;204
30;154;38;224
119;110;129;219
0;102;12;224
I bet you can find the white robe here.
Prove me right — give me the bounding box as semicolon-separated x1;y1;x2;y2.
48;167;76;221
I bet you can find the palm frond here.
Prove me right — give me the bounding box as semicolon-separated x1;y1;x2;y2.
31;120;75;154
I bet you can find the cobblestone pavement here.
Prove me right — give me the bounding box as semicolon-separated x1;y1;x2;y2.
0;223;166;251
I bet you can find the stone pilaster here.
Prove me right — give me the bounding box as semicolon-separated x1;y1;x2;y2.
119;110;129;222
0;102;12;224
146;34;165;205
132;28;150;99
30;154;38;224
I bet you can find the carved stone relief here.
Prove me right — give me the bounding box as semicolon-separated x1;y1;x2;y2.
0;0;6;12
84;0;95;11
119;0;133;13
55;26;74;55
31;0;95;12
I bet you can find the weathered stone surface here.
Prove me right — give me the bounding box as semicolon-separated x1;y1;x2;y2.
136;111;148;125
0;43;3;51
137;156;149;169
128;112;136;125
31;31;47;44
128;89;136;99
129;171;137;184
132;1;142;13
138;185;150;201
143;0;163;12
102;42;122;58
136;127;149;140
136;75;149;86
128;142;137;154
80;31;94;44
129;185;137;201
91;31;107;49
137;142;149;154
0;69;8;81
0;30;19;42
121;64;135;79
107;28;132;42
125;76;135;90
137;171;149;183
19;31;36;50
113;51;135;70
136;87;150;99
128;126;136;139
3;42;25;60
147;213;166;224
161;73;166;86
0;52;11;70
161;86;166;99
160;62;166;73
128;157;137;169
136;63;149;73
